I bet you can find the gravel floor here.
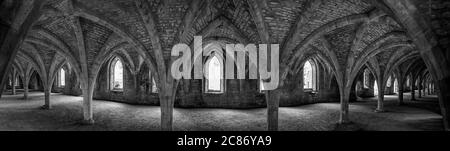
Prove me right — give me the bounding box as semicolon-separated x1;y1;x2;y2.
0;92;443;131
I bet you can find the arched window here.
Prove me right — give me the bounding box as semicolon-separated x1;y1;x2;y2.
374;80;378;96
260;80;265;92
363;69;370;88
15;76;19;86
304;60;313;89
205;55;223;93
59;68;66;87
406;76;410;87
394;78;398;93
111;58;124;91
415;79;419;87
386;76;392;87
152;78;158;93
149;71;158;93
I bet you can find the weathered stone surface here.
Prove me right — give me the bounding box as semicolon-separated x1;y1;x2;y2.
1;0;449;131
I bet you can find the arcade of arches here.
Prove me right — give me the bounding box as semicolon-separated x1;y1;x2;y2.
0;0;449;131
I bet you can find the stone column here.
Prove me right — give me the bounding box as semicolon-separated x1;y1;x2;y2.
418;77;422;98
410;77;415;101
437;77;450;131
131;73;139;101
160;94;175;131
340;87;351;124
159;80;176;131
11;72;16;95
375;82;385;112
42;87;51;109
398;78;404;105
2;83;6;94
0;78;5;99
23;78;29;100
81;81;95;124
266;90;280;131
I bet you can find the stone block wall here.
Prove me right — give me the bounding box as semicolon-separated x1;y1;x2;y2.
60;56;340;108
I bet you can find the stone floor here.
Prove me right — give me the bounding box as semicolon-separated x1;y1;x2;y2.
0;91;443;131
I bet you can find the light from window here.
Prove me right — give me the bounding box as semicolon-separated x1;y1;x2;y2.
406;76;410;87
15;77;19;86
394;78;398;93
363;69;370;88
386;76;392;87
303;61;313;89
60;68;65;86
207;56;222;92
152;77;158;93
374;80;378;96
260;80;265;92
112;58;123;90
149;71;158;93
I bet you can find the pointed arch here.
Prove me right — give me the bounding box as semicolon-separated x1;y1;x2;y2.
110;57;124;91
303;60;317;90
205;55;223;93
72;1;159;83
58;68;66;87
204;48;225;94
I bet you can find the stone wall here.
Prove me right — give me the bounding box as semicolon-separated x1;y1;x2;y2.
93;61;160;105
61;54;342;108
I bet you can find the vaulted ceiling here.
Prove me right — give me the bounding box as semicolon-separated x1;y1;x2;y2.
8;0;434;88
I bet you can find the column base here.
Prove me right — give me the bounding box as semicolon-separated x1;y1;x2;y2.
40;105;51;110
80;119;95;125
339;118;351;124
374;109;385;113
